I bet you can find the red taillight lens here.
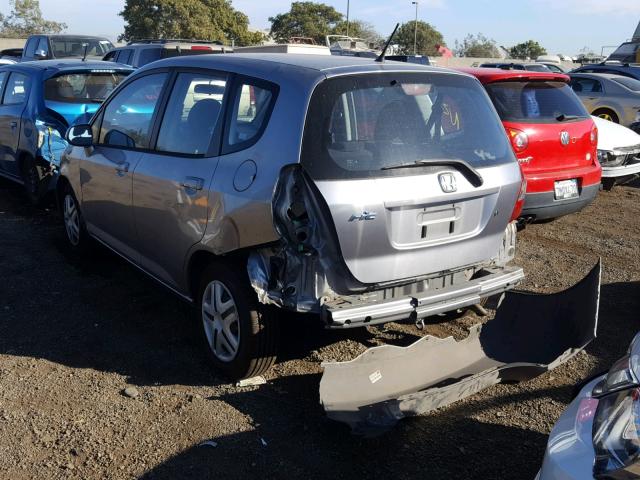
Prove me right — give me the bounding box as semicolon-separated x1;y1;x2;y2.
507;128;528;153
590;124;598;146
191;45;213;51
510;166;527;221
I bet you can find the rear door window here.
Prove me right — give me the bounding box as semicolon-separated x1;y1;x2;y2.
2;73;29;105
302;72;514;180
224;80;276;152
485;81;589;123
138;48;162;67
36;37;49;56
0;72;6;98
156;72;227;155
24;37;38;59
117;49;133;65
611;76;640;92
99;73;167;149
570;78;604;94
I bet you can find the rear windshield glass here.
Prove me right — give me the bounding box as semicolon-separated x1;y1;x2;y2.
45;72;129;103
301;72;515;180
609;42;639;61
612;76;640;92
50;37;114;58
484;81;588;124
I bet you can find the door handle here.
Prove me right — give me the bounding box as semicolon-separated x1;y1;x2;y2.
115;162;130;176
10;121;17;129
180;176;204;191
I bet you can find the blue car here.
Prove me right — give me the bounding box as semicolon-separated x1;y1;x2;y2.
571;63;640;81
0;60;132;202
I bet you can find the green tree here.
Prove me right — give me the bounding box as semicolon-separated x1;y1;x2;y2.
269;2;342;45
394;21;445;56
454;33;500;58
509;40;547;60
0;0;66;38
119;0;263;46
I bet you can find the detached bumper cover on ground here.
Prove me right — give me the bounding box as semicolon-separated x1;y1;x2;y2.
320;261;601;434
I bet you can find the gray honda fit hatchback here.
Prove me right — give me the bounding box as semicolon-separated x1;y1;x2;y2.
60;54;525;379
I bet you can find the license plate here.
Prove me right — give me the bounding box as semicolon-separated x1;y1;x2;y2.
554;179;579;200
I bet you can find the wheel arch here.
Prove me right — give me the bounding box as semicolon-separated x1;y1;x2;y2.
186;248;250;301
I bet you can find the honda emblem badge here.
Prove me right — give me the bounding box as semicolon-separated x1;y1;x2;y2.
438;172;457;193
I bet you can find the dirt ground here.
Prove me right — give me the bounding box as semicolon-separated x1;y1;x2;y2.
0;176;639;480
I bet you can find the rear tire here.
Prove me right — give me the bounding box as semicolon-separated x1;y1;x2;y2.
196;261;279;380
592;108;619;123
21;156;45;205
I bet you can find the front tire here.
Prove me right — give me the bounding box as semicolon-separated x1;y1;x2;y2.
61;183;90;254
196;262;279;380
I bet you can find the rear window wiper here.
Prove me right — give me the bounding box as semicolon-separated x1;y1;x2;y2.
555;114;582;122
382;158;484;187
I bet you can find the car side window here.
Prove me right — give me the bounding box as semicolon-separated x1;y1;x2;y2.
2;73;30;105
156;72;226;155
138;48;161;67
0;72;6;99
36;37;49;56
571;78;602;94
103;50;117;62
99;73;167;149
226;80;276;150
117;49;133;65
24;38;38;59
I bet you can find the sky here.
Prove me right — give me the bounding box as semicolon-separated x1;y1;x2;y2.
14;0;640;56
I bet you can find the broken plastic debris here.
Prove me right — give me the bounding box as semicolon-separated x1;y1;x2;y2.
236;376;267;387
320;261;601;435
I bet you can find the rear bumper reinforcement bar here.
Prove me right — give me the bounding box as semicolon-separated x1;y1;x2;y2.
322;266;525;328
601;161;640;178
320;261;600;435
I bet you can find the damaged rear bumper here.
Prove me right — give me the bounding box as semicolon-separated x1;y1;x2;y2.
323;266;524;328
320;261;601;435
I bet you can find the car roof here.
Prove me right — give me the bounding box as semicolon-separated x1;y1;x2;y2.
455;67;569;84
569;72;633;80
46;35;111;40
138;53;455;78
574;64;640;73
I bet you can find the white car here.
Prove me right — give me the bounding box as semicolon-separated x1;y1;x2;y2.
592;115;640;189
537;332;640;479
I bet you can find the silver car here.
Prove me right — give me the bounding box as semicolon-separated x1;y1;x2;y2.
537;332;640;479
59;54;524;380
569;73;640;127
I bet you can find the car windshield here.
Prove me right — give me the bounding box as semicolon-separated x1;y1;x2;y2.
609;42;639;62
484;81;588;123
611;76;640;92
50;37;114;58
301;72;515;180
44;71;129;103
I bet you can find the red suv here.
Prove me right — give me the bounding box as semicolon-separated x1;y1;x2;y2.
458;68;601;221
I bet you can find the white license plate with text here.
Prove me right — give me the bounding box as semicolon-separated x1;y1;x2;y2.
554;179;579;200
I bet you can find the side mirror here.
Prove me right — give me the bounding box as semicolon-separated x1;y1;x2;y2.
34;49;47;60
66;124;93;147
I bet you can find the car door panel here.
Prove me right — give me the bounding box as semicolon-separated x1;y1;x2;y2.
0;72;29;177
133;154;217;287
80;147;144;261
132;71;227;290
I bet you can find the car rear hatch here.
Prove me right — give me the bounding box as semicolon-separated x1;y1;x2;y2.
43;69;131;127
484;78;595;172
299;71;522;285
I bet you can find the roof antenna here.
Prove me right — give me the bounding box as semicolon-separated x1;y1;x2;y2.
375;23;400;63
82;43;88;61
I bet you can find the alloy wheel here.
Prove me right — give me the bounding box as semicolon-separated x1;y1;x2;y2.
201;280;241;362
63;194;81;246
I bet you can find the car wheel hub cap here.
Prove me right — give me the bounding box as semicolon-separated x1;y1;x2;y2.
202;280;240;362
63;194;80;246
